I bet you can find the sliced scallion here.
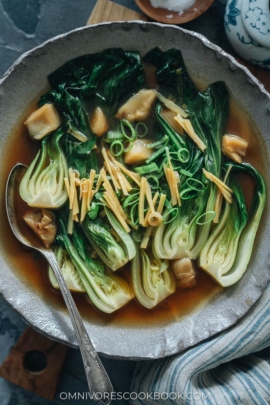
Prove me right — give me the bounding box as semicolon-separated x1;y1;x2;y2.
146;146;166;164
105;131;123;143
136;122;148;138
134;163;159;175
163;208;178;224
186;178;206;192
180;188;197;200
121;119;136;141
177;148;190;163
147;135;169;149
123;193;140;209
196;211;216;225
123;140;134;152
130;203;139;225
180;169;193;177
110;140;124;157
146;175;159;190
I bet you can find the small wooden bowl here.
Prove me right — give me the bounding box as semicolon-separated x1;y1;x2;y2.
135;0;215;24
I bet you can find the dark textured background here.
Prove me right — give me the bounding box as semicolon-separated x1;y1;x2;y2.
0;1;230;404
0;0;233;77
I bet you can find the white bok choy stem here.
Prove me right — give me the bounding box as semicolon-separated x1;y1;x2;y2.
199;162;265;287
132;243;176;309
48;246;85;293
58;219;134;313
19;128;68;209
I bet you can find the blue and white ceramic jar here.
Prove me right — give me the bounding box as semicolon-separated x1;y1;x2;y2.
225;0;270;69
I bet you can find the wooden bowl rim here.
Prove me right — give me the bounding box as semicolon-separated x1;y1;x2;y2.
135;0;215;24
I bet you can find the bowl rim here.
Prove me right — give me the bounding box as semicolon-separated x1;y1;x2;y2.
1;21;269;98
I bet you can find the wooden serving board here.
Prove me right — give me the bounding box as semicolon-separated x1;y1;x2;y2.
0;328;68;400
88;0;148;24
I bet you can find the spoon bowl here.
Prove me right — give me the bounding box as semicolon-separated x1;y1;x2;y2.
6;164;46;250
5;163;113;405
135;0;215;24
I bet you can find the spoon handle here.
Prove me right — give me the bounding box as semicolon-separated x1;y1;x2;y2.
43;250;113;405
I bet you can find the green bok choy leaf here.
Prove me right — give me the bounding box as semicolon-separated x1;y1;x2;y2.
152;83;229;260
40;49;145;113
82;207;136;271
57;220;133;313
145;48;229;261
180;81;229;259
199;162;266;286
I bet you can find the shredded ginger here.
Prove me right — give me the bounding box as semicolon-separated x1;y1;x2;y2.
149;0;196;13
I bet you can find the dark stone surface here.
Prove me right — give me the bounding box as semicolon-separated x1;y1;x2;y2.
0;0;96;76
0;298;137;405
2;0;41;35
0;0;232;77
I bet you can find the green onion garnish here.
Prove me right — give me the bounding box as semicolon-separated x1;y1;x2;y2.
177;148;190;163
110;140;124;157
180;169;193;177
180;188;198;200
123;193;140;209
163;208;179;224
134;163;159;175
136;122;148;138
196;211;216;225
123;140;134;152
146;146;166;164
186;178;206;191
121;119;136;141
147;135;169;149
105;131;123;143
146;175;159;190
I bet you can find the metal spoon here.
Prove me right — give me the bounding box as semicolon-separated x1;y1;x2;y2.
6;163;113;405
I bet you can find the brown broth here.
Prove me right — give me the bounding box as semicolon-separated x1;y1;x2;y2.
0;84;263;328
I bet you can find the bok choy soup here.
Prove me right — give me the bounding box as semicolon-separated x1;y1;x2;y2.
9;47;266;318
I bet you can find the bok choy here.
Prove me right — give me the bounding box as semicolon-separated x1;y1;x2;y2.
57;219;133;313
19;128;68;209
152;78;229;260
132;244;176;309
82;207;136;271
199;163;266;286
48;246;85;292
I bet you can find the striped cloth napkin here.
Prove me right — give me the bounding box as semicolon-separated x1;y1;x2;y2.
130;284;270;405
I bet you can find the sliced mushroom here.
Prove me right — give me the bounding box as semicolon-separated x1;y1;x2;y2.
115;89;157;122
171;257;197;289
23;208;57;248
124;139;153;165
90;106;109;137
24;104;62;140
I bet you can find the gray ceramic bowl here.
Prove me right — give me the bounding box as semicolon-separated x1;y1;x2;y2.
0;22;270;360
